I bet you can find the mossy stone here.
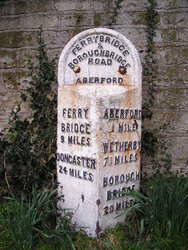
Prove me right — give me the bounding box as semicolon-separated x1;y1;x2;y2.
94;12;101;26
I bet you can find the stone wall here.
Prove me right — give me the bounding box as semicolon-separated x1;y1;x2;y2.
0;0;187;174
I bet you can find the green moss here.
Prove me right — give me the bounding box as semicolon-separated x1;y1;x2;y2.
0;32;22;48
14;1;49;13
3;71;27;89
181;49;188;58
166;67;177;80
169;103;176;109
169;86;180;94
132;12;146;25
165;51;178;64
0;31;34;48
162;30;177;41
178;156;185;161
155;12;160;24
3;72;18;89
94;12;101;26
0;50;16;59
167;86;182;109
168;111;174;118
165;53;170;62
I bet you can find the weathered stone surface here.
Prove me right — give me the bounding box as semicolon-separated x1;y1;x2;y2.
0;0;54;15
151;109;188;134
0;50;16;69
57;28;142;236
154;88;188;109
158;11;188;29
0;49;38;69
170;136;188;162
157;0;188;9
54;0;107;12
0;15;58;31
121;0;148;10
156;46;188;66
0;31;38;48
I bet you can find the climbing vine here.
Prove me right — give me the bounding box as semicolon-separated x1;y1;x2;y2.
143;0;158;113
108;0;123;27
0;32;57;196
142;0;172;173
142;0;159;160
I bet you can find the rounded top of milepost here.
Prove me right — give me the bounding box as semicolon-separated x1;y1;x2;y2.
58;28;142;87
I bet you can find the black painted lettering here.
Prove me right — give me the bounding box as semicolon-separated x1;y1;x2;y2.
69;168;74;176
59;165;62;173
61;123;65;132
91;159;96;169
115;175;119;185
94;77;99;83
107;191;111;201
136;171;140;180
83;171;87;180
103;206;108;215
73;58;78;64
87;36;93;44
77;55;83;62
103;177;108;187
103;109;108;119
86;137;91;146
76;44;81;51
100;35;104;42
105;36;111;44
88;58;93;64
83;53;88;59
109;176;114;185
61;135;64;143
103;143;108;154
80;40;87;48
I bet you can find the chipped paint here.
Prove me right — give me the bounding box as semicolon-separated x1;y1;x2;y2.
95;220;102;237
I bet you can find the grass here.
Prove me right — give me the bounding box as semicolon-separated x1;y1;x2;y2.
74;174;188;250
0;174;188;249
121;174;188;249
0;187;75;250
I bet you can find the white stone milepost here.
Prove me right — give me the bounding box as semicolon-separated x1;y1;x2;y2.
57;28;142;237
